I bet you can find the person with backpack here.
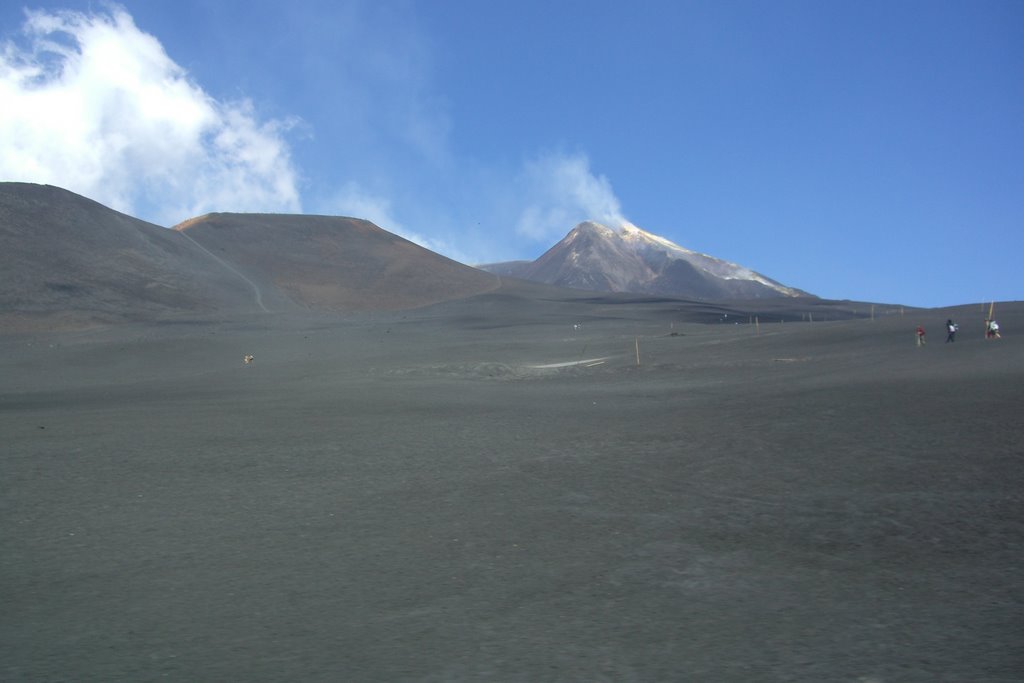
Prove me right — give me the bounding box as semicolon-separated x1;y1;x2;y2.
916;325;926;347
945;319;958;343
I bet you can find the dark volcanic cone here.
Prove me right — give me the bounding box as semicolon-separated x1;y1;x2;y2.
0;183;257;328
174;213;499;312
0;182;500;330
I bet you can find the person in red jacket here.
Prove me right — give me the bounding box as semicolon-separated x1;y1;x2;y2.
916;325;926;347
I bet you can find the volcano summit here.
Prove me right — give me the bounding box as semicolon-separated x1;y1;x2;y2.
479;221;810;300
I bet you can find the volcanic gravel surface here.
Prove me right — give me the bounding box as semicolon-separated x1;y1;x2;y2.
2;296;1022;682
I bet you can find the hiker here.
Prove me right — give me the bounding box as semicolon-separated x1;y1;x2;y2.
988;319;1001;339
916;325;926;347
945;319;958;343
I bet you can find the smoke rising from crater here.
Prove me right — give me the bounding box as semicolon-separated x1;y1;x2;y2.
515;151;630;242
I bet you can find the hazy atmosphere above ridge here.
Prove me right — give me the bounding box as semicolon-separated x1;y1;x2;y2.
1;0;1021;307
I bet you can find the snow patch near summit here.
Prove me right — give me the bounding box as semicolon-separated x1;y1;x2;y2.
477;219;809;299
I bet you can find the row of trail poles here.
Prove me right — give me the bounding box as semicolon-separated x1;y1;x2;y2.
867;303;901;320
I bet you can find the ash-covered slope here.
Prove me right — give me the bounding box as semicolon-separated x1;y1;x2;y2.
0;182;500;330
480;221;810;300
0;183;258;327
173;213;498;312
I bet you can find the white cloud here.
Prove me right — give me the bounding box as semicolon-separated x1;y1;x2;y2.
0;5;301;225
515;151;629;241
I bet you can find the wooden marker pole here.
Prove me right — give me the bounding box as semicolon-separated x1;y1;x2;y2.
635;337;641;366
755;316;760;336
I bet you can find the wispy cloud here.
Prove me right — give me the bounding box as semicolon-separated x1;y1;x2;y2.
0;4;628;264
514;151;630;242
326;181;406;234
324;180;466;261
0;5;301;225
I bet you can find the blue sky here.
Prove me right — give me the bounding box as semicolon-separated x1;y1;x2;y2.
1;1;1021;307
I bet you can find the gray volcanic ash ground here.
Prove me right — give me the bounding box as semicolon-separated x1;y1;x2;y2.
2;288;1022;682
